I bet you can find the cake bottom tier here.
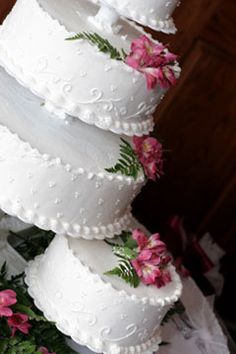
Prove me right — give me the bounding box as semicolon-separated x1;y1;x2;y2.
25;234;182;354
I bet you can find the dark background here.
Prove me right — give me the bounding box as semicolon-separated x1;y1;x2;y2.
1;0;236;344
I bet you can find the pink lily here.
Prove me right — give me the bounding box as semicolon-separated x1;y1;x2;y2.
133;136;164;181
126;35;177;90
131;229;172;288
0;289;17;317
7;312;31;336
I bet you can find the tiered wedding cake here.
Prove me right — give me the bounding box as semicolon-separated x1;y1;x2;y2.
0;0;182;353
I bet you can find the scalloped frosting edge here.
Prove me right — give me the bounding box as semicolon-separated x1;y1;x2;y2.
0;124;145;184
25;254;163;354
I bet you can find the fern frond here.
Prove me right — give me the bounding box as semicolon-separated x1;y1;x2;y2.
66;32;126;61
105;256;140;288
113;245;138;260
105;138;142;179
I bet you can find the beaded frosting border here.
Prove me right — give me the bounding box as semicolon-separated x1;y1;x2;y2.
0;197;133;239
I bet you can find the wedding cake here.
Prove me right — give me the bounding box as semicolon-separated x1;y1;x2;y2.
0;0;182;353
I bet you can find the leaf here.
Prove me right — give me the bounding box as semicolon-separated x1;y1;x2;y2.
66;32;127;61
119;230;132;244
0;261;7;280
105;138;142;179
105;257;140;288
9;228;55;261
13;304;47;322
0;338;37;354
113;245;138;260
119;230;138;250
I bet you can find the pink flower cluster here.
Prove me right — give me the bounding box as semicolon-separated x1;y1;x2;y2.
0;289;54;353
133;135;163;181
0;289;31;336
131;229;172;288
126;35;177;90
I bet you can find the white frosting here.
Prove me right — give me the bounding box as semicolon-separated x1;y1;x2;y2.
91;0;179;33
0;0;180;136
25;234;182;354
0;66;144;239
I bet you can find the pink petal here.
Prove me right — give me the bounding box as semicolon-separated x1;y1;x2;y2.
131;259;143;277
137;249;154;261
147;234;161;248
132;229;148;249
0;306;13;317
144;160;157;181
0;289;17;307
141;264;162;285
38;348;49;354
164;66;177;87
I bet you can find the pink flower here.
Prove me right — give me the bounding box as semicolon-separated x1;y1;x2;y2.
131;229;172;288
133;136;163;181
7;312;31;336
0;289;17;317
125;35;177;90
132;229;167;254
38;347;56;354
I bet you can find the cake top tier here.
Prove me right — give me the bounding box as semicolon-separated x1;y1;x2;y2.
0;0;180;136
89;0;179;33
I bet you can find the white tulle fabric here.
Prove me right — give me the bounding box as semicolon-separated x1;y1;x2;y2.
161;278;230;354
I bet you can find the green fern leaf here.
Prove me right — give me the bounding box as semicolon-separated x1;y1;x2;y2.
105;256;140;288
113;245;138;260
105;138;142;179
66;32;126;61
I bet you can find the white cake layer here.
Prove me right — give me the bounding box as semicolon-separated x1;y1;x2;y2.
0;66;144;239
91;0;179;33
0;0;180;136
25;234;182;354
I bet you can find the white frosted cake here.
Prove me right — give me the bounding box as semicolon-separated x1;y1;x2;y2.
0;0;180;136
0;66;144;239
26;234;182;354
0;0;183;352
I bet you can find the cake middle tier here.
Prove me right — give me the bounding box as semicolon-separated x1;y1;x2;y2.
0;0;180;136
0;66;144;239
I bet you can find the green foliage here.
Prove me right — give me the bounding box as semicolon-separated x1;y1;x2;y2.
9;227;55;261
112;245;138;260
29;322;77;354
119;231;138;250
66;32;127;61
105;138;142;179
0;338;39;354
0;263;78;354
105;254;140;288
104;230;140;287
